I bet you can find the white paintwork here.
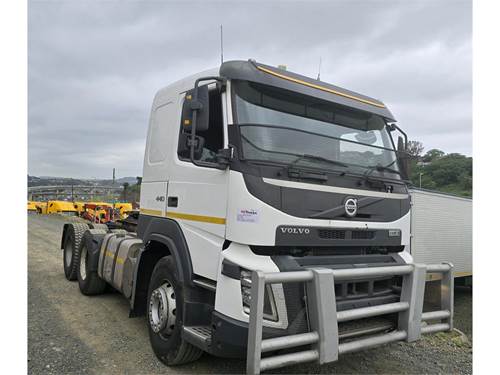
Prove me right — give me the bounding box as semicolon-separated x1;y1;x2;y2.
149;102;174;164
139;182;168;215
409;189;472;276
263;177;409;200
227;171;411;248
141;67;228;281
177;221;225;280
215;242;288;328
398;250;414;264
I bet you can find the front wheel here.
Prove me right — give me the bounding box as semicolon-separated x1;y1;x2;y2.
147;256;203;365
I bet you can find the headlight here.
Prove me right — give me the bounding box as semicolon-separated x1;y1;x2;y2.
240;269;278;322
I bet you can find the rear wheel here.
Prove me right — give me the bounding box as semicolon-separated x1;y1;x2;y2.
147;256;203;365
88;223;108;231
63;223;88;281
77;231;107;295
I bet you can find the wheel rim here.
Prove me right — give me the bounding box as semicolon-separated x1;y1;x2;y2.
64;240;72;267
149;280;176;336
79;245;87;280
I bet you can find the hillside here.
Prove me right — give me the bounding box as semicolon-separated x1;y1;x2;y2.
27;175;138;187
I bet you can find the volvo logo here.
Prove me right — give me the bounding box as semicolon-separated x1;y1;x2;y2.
344;198;358;217
280;227;311;235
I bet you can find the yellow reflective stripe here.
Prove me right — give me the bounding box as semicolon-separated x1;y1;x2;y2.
140;208;162;216
166;211;226;225
140;208;226;224
256;65;386;109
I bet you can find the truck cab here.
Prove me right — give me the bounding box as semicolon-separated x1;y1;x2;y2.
62;60;454;374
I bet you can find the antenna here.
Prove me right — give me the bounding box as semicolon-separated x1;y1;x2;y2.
317;57;322;80
220;24;224;64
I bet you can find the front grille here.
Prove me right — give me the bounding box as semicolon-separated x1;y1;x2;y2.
318;229;346;239
352;230;375;239
334;277;399;311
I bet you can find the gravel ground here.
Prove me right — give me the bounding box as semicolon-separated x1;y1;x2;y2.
28;214;472;374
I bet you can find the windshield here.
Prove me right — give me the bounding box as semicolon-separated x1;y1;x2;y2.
232;80;400;179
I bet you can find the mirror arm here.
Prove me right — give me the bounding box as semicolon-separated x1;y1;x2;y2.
215;144;235;170
393;124;408;150
189;76;227;167
389;123;410;181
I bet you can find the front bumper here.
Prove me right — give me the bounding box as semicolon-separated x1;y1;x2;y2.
209;310;289;358
246;262;454;375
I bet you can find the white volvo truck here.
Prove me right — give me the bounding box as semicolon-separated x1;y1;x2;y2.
61;60;454;374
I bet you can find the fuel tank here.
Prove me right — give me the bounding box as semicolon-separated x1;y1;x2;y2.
98;232;143;298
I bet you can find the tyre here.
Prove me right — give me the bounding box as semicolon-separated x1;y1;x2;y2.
147;256;203;365
88;223;109;232
63;223;89;281
77;230;107;295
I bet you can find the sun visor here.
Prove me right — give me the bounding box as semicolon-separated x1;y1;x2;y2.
220;60;396;121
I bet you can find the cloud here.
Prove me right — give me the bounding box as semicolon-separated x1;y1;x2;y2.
28;0;472;178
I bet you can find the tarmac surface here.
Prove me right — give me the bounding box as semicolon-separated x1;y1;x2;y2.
28;214;472;374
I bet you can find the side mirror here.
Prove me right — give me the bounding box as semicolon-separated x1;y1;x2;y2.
178;133;205;160
181;85;210;133
397;136;410;180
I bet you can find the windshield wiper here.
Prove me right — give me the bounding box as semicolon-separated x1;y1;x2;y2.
364;162;402;178
290;154;349;169
285;154;348;182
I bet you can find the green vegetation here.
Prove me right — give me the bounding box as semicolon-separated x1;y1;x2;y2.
407;141;472;198
120;177;141;203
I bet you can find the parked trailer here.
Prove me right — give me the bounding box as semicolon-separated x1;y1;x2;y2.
410;189;472;279
46;200;78;216
60;59;455;374
27;201;37;214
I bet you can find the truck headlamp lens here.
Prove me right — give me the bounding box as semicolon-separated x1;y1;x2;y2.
240;269;278;322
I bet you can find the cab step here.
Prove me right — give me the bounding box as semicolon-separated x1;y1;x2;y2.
182;326;212;350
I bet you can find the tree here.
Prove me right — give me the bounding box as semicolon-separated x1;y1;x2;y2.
422;149;445;162
410;150;472;197
426;153;471;186
406;140;424;160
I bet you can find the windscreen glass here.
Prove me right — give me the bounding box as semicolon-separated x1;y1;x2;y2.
233;80;400;178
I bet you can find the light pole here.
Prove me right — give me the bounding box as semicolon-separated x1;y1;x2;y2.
419;172;424;188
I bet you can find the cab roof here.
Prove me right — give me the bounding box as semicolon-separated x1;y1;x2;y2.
220;60;395;121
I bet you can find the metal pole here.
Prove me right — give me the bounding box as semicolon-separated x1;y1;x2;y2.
247;271;265;375
419;172;423;188
306;268;338;364
398;264;426;342
441;262;454;330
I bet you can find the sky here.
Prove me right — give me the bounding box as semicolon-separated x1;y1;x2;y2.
28;0;472;179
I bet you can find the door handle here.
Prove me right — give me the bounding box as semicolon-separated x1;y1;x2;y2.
167;197;178;207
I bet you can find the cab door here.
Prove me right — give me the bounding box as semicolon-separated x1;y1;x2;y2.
166;85;229;281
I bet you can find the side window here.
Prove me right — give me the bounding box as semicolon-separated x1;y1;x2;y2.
177;87;223;164
149;102;173;164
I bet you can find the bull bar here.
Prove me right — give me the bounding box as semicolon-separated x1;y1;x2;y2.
246;263;454;374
